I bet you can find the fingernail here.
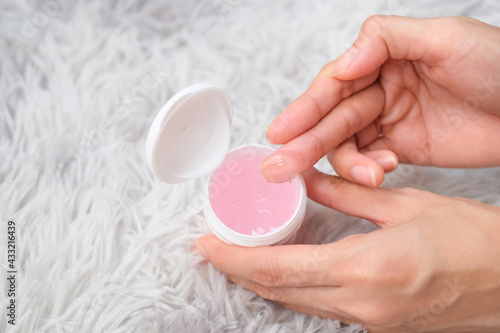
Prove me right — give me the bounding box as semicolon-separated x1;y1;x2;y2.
331;46;359;77
192;240;208;259
351;165;377;187
375;156;398;169
260;151;300;183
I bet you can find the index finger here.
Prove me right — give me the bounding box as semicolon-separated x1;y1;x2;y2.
261;82;384;183
266;68;379;145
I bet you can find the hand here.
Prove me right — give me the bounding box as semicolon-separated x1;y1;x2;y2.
194;169;500;332
260;16;500;186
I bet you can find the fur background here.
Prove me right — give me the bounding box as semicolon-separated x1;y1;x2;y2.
1;0;500;332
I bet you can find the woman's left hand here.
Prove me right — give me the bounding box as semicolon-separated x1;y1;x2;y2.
194;168;500;332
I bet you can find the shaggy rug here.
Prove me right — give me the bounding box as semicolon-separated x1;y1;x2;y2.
1;0;500;332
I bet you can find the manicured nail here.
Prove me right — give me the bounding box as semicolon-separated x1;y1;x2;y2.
260;151;300;183
331;46;359;77
192;240;208;259
351;165;377;187
375;156;398;170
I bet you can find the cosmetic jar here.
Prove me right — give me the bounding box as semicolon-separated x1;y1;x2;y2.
145;83;307;246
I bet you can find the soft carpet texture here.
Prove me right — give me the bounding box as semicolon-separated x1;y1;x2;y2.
1;0;500;332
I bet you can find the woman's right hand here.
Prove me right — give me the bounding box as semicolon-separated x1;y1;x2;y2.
261;16;500;186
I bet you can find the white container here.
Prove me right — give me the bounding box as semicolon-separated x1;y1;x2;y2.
145;83;307;246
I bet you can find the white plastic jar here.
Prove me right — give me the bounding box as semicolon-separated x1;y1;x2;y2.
145;84;307;246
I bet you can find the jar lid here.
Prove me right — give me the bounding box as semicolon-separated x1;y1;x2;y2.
145;83;233;184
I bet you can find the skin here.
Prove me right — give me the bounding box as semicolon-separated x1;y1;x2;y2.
194;16;500;332
261;15;500;186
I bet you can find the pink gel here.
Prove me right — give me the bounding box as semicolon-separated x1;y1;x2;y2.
208;146;300;235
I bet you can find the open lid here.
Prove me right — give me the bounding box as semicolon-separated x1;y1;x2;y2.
145;83;233;184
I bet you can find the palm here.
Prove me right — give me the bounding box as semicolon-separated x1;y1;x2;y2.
375;58;500;167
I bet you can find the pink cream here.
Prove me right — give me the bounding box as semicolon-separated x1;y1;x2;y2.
208;146;300;235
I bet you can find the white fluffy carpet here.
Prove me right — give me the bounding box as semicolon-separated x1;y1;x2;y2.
2;0;500;332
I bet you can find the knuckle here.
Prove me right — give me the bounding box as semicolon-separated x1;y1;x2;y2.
450;16;477;26
303;92;323;122
362;252;413;288
361;15;385;36
340;233;365;244
396;187;443;207
320;62;332;75
339;104;364;139
305;131;326;162
251;255;285;288
362;247;427;296
394;186;421;197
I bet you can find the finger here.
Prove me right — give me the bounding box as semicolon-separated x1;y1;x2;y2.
302;168;429;228
331;15;447;80
261;82;384;183
227;275;360;321
354;122;381;147
327;137;386;187
266;69;379;145
327;139;398;187
195;235;346;288
344;122;399;172
350;135;400;163
227;275;374;325
226;275;343;315
362;150;398;172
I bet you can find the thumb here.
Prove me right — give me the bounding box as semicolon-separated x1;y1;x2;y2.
194;234;347;287
302;167;439;228
331;15;446;79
